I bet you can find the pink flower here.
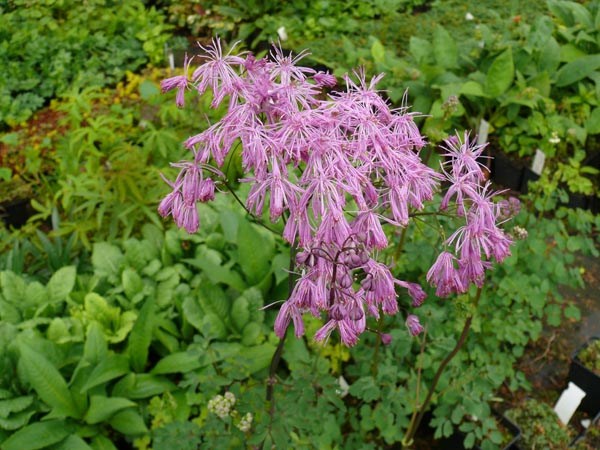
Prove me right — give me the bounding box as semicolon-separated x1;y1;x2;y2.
406;314;424;336
426;251;464;297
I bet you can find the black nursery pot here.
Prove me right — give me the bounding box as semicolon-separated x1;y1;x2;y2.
569;336;600;417
520;168;540;195
491;152;524;191
441;414;521;450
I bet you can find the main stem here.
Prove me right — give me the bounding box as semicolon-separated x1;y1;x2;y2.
401;286;483;448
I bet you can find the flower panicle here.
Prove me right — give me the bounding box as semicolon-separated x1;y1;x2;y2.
157;38;517;346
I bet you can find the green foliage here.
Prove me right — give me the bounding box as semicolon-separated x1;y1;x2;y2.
0;0;172;127
578;338;600;375
506;399;573;449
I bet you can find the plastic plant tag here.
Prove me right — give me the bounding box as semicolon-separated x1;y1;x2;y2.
531;149;546;175
554;382;586;425
477;119;489;146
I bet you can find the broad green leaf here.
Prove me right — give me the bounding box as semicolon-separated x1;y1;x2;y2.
47;266;76;303
182;296;204;331
83;322;108;365
18;344;79;418
460;81;485;97
271;252;290;285
81;353;130;393
127;297;156;373
0;271;25;304
238;342;276;374
555;55;600;87
151;352;204;375
54;434;93;450
485;49;514;97
219;210;240;243
84;396;136;424
370;38;385;64
537;37;560;73
122;268;144;300
109;409;148;435
25;282;47;308
230;296;249;332
0;396;33;418
184;251;246;291
0;420;71;450
433;26;458;69
409;37;432;64
92;243;124;280
201;313;227;340
90;435;118;450
197;282;230;319
112;373;175;399
585;107;600;134
241;322;261;346
0;409;35;430
237;221;275;285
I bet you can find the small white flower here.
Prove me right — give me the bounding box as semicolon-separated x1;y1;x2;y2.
465;12;475;21
549;131;561;144
277;26;288;41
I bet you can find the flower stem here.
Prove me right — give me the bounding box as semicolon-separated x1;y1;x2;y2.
401;286;483;448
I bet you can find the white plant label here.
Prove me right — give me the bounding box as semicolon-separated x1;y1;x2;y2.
554;381;586;425
477;119;489;147
531;149;546;175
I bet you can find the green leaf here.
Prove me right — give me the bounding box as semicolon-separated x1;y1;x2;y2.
0;396;33;418
241;322;261;346
182;296;204;331
586;108;600;134
271;252;290;285
127;297;156;373
464;432;476;448
460;81;486;97
81;354;130;393
53;434;93;450
90;435;118;450
46;266;76;303
151;352;205;375
230;296;249;332
0;419;71;450
349;376;381;402
18;344;79;418
237;221;275;285
409;37;432;64
555;55;600;87
0;271;26;303
371;38;385;64
83;322;108;365
92;243;124;280
122;268;144;300
111;374;175;399
184;250;246;291
84;396;136;424
485;49;514;97
109;409;148;435
201;313;227;340
537;37;560;73
433;25;458;69
0;409;36;430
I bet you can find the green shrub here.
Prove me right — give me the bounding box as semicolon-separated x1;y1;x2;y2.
0;0;172;128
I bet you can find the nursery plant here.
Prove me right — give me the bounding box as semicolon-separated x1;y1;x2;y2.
156;38;520;447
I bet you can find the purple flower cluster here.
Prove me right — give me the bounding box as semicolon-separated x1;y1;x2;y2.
427;133;514;297
158;39;514;346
